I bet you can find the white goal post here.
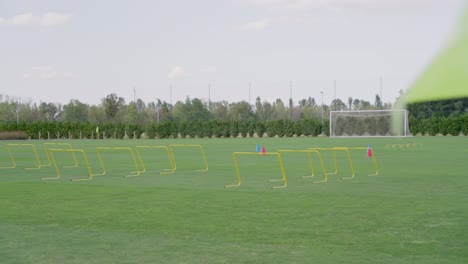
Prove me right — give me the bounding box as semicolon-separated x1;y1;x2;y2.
329;110;411;137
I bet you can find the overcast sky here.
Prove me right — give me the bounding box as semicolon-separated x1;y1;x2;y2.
0;0;465;106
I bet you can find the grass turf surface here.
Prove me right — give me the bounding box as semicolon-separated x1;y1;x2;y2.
0;137;467;263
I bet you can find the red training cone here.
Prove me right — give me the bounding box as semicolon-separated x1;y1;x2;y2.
367;144;373;157
261;146;266;155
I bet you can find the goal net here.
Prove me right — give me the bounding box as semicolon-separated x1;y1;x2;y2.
329;110;410;137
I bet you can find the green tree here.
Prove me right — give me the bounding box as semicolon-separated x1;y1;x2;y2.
63;100;89;123
228;101;254;121
102;93;125;122
210;101;229;121
374;94;383;109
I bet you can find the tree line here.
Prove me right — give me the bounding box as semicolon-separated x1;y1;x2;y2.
0;93;388;125
0;93;467;138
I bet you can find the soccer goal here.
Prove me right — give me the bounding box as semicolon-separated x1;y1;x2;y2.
329;110;410;137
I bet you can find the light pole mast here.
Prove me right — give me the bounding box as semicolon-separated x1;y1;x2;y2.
156;99;160;124
321;91;324;135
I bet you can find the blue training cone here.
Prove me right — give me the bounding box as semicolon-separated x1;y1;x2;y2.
256;144;261;152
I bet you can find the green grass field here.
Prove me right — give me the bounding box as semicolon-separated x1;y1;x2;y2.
0;137;467;263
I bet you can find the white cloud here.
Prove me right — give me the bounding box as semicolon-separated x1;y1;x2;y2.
40;71;73;80
1;12;72;28
22;73;32;79
200;66;219;73
23;66;73;80
31;66;53;71
233;0;462;30
235;0;461;11
9;13;36;26
234;18;271;31
40;12;73;27
168;66;185;80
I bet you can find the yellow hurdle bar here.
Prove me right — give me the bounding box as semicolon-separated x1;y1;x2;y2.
0;144;17;169
308;147;355;179
277;149;329;183
134;146;175;174
169;144;209;172
3;144;42;170
225;152;287;189
42;142;78;168
43;148;93;181
95;147;141;177
344;147;379;177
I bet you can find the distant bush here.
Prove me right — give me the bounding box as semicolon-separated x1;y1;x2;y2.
0;131;28;140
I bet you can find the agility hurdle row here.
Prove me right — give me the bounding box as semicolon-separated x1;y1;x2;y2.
1;143;209;181
308;147;379;178
227;146;379;188
1;143;379;188
385;143;421;148
0;143;78;170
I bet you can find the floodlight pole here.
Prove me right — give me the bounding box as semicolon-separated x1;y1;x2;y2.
16;105;19;125
156;99;160;124
248;82;251;105
321;91;324;135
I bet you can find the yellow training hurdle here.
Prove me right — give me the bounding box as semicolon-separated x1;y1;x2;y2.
43;148;93;181
308;147;355;179
169;144;209;172
277;149;329;183
225;152;287;189
344;147;379;177
134;146;175;174
42;142;78;168
0;144;42;169
95;147;141;177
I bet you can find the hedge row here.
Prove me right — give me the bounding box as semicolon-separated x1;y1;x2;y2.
2;115;467;139
0;119;327;139
409;115;468;136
